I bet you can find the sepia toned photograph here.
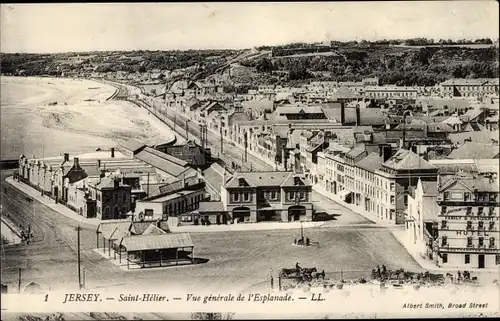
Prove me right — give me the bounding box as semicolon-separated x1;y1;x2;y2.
0;1;499;320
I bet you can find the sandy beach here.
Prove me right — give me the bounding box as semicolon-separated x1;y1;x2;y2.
0;76;176;159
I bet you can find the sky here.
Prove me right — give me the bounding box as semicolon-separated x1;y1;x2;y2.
1;2;499;53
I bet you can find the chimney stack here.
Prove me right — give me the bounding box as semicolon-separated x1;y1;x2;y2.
64;153;69;162
379;144;392;162
111;148;115;158
340;102;346;125
114;177;120;189
355;106;361;126
97;159;101;169
74;157;80;168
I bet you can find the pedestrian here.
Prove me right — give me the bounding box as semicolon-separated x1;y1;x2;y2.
458;271;461;281
270;276;274;289
376;265;381;278
294;238;297;244
306;237;310;246
382;265;387;275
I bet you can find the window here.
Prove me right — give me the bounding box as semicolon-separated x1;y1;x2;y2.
489;221;495;231
491;193;498;202
442;253;448;263
441;236;447;246
478;237;484;247
390;183;395;192
466;207;472;215
489;207;495;216
243;192;250;202
271;190;277;200
477;207;484;216
441;220;447;229
467;237;473;247
300;191;306;200
289;191;295;200
441;206;447;214
465;254;470;264
490;237;495;248
234;193;240;202
443;192;450;200
478;221;484;230
466;221;472;230
390;196;395;205
464;192;471;201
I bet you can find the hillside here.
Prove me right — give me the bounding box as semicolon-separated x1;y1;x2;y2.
1;40;498;86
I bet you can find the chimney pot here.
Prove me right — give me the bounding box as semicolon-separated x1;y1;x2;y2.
111;148;115;158
64;153;69;162
74;157;80;168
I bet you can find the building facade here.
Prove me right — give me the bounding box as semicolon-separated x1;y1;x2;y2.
435;175;500;269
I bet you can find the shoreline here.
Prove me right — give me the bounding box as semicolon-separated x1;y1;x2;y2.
1;76;178;159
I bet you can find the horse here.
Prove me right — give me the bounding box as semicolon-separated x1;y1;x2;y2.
301;267;317;274
280;268;297;278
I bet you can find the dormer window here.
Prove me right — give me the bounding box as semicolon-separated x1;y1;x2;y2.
238;178;246;187
294;177;301;185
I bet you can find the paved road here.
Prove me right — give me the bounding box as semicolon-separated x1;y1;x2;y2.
140;97;372;225
0;170;129;291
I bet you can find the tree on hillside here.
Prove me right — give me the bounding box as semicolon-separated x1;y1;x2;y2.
255;58;273;73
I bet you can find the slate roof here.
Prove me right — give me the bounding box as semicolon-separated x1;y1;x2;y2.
119;139;147;154
393;122;454;133
441;177;499;193
441;116;463;125
421;181;438;196
422;97;471;110
333;87;361;99
448;131;500;144
144;175;201;200
355;152;383;172
321;107;385;126
447;142;499;160
225;171;302;188
197;201;225;212
202;163;226;194
141;224;167;236
275;106;325;115
135;147;189;177
120;233;193;251
95;177;130;190
383;149;436;171
346;146;366;159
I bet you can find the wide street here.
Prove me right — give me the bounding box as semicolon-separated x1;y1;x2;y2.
139;96;372;224
1;168;423;293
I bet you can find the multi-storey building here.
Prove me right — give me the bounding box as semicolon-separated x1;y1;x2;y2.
88;176;132;220
318;144;439;224
434;174;500;269
196;171;313;223
440;78;499;98
364;86;418;100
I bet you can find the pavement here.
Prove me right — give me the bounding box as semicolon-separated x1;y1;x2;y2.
5;177;100;227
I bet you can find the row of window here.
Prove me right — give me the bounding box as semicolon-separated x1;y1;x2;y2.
444;85;498;92
442;220;496;230
441;254;500;265
442;236;496;248
166;194;204;214
232;191;307;203
443;192;498;202
441;206;496;216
